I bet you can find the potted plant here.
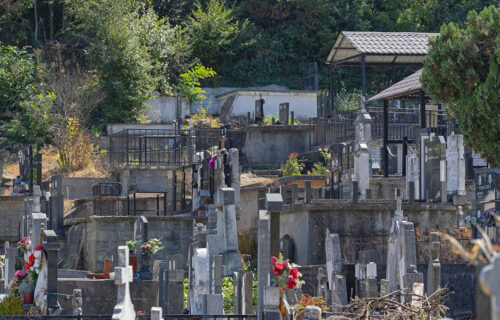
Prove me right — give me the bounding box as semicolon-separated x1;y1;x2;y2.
125;240;138;275
18;280;35;305
279;151;328;188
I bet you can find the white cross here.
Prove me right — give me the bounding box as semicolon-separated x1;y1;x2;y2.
112;246;135;320
480;255;500;320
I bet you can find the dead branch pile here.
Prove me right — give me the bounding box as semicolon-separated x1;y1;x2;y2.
324;288;451;320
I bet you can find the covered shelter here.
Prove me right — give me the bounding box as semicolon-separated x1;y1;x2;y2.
368;69;429;177
326;31;438;108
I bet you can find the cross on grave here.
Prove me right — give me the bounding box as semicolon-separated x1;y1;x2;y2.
481;255;500;320
134;216;151;280
112;246;135;320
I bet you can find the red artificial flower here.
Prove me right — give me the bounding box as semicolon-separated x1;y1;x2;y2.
34;245;43;251
287;279;297;289
289;268;298;279
288;153;292;156
272;267;282;276
275;263;284;271
270;256;278;266
25;263;30;270
283;261;288;269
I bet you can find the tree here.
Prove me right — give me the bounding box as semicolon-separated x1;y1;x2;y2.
421;6;500;165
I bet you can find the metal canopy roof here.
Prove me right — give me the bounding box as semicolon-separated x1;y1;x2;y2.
368;69;422;101
326;32;438;66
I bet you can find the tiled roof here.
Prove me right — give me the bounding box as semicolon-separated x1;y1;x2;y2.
368;69;422;101
327;31;438;65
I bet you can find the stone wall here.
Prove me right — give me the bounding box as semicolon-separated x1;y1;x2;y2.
279;200;459;266
65;215;206;272
61;177;110;200
236;125;312;168
58;279;157;315
369;176;406;200
0;196;27;242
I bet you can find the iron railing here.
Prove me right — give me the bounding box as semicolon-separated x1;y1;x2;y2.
0;314;257;320
109;128;222;167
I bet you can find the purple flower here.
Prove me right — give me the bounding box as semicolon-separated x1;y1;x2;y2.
209;157;215;168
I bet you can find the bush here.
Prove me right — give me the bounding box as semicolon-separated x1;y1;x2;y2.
0;295;25;315
281;153;303;176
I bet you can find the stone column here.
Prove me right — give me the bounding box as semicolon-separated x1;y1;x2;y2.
229;148;241;218
233;270;254;314
354;143;370;200
446;133;466;196
190;248;209;314
265;193;283;258
4;242;16;290
32;212;47;248
427;232;441;295
262;286;281;320
325;230;347;310
406;151;419;201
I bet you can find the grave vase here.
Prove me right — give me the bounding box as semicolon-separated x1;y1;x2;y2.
129;251;137;276
21;292;34;305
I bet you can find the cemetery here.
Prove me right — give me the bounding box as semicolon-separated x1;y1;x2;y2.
0;22;499;320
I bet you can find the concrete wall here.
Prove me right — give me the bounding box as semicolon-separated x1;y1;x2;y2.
279;200;459;266
114;167;169;194
239;125;312;167
145;96;190;123
217;90;317;120
369;176;406;200
61;177;110;200
65;215;204;273
0;196;27;242
58;279;157;315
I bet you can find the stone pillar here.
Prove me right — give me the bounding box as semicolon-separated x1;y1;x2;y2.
446;133;466;196
49;184;64;237
165;269;185;314
233;270;254;314
216;187;241;275
305;181;312;203
279;103;290;125
257;210;271;320
427;232;441;295
190;248;209;314
266;193;283;258
112;246;135;320
291;184;298;205
4;242;16;290
406;151;419;201
325;230;347;310
228;149;241;218
151;307;163;320
262;286;281;320
44;230;61;311
355;250;377;298
354;142;370;200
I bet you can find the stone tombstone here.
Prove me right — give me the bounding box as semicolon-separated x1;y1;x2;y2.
402;265;424;303
44;230;61;311
257;210;271;320
150;307;163;320
210;255;223;295
32;212;47;248
480;255;500;320
280;235;295;262
446;133;466;196
228;148;241;218
190;248;209;314
279;103;290;125
304;305;322;320
4;242;16;289
427;232;441;295
233;270;254;314
112;246;135;320
255;99;265;123
423;134;447;201
354;141;370;200
325;230;342;290
158;255;184;315
216;187;241;275
134;216;151;279
263;286;282;320
406;150;419;200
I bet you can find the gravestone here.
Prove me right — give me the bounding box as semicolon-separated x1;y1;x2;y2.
304;305;322;320
355;250;377;298
402;265;424;303
151;307;163;320
422;134;446;201
255;99;265;124
354;141;370;200
446;134;466;196
190;248;209;314
4;242;16;290
263;286;282;320
291;184;298;204
112;246;135;320
216;187;241;275
233;270;254;314
228;148;241;218
279;103;289;125
325;230;347;309
49;176;64;237
32;212;47;248
44;229;61;312
406;150;419;200
305;181;312;203
257;210;271;320
480;255;500;320
280;235;295;262
427;232;441;295
134;216;151;280
158;255;184;315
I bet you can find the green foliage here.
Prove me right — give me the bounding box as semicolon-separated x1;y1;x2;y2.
421;6;500;165
0;295;25;315
185;0;250;69
222;275;234;311
177;64;216;104
335;88;362;111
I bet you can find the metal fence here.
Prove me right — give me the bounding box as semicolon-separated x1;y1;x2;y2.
311;108;460;147
0;315;257;320
109;128;222;167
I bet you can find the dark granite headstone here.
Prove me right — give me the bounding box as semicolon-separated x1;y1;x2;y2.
280;235;295;263
423;135;446;202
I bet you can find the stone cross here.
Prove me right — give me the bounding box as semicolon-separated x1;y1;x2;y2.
480;255;500;320
112;246;135;320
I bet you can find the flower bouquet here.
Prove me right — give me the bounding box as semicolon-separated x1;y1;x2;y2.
140;238;164;256
25;246;43;284
271;255;304;290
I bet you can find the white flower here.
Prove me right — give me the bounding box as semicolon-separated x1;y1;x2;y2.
35;268;40;274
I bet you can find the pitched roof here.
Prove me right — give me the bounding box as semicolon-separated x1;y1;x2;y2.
368;69;422;101
326;32;438;65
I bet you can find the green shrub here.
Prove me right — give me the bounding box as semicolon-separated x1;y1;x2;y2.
0;295;25;315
